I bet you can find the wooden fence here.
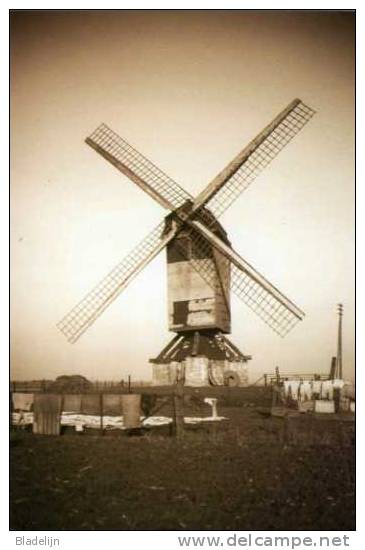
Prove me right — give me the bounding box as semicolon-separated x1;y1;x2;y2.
263;373;330;386
10;371;330;394
9;379;152;394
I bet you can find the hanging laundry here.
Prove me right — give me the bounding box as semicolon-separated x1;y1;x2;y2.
283;380;291;397
81;394;101;415
12;393;34;411
321;380;334;400
288;381;300;401
311;379;322;397
343;382;355;400
63;394;82;413
33;394;62;435
300;381;312;401
103;394;123;415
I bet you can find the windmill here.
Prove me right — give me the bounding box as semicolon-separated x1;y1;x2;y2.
58;98;315;387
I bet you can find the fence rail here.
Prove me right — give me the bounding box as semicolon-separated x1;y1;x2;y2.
9;380;152;394
263;373;330;386
10;372;330;393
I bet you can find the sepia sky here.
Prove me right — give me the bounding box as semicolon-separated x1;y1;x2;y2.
10;10;355;382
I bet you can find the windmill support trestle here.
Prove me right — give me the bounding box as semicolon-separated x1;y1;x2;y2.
150;331;251;387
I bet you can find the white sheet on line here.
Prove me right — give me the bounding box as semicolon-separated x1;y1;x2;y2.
11;413;227;429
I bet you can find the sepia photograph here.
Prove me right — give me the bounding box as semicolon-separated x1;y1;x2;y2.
10;9;355;534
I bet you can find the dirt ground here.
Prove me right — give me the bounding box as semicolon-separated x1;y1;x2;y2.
10;390;355;531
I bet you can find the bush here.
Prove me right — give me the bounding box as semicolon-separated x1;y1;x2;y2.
49;375;92;393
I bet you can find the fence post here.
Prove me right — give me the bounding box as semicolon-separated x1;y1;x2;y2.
173;378;184;439
99;393;104;436
264;374;267;387
10;389;13;429
275;366;280;385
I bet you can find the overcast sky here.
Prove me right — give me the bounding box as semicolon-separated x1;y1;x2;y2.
10;10;354;382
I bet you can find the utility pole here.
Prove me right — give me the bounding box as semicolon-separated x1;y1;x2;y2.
336;303;343;379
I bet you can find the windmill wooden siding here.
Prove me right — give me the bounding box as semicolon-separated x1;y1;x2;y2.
166;229;231;334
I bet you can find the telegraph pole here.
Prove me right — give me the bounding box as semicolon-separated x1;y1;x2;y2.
336;303;343;379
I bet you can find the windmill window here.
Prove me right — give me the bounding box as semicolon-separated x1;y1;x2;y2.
173;301;190;325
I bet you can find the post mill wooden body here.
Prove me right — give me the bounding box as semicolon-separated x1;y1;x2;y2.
158;209;242;387
58;99;315;387
166;209;231;335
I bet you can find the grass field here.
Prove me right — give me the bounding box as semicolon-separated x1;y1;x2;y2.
10;389;355;531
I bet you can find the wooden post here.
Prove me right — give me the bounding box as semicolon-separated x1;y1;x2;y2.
192;331;200;356
99;393;104;436
264;374;268;387
336;303;343;379
128;375;131;393
329;356;337;380
173;378;184;439
272;384;279;408
333;387;340;414
10;390;13;429
275;366;280;385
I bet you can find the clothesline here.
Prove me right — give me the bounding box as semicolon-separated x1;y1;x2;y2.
283;379;345;401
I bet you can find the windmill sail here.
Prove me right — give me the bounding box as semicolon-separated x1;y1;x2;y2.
58;99;314;343
229;264;302;337
86;123;193;211
180;220;304;337
193;99;315;218
58;221;178;343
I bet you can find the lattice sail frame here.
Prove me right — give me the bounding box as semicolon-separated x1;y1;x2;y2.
87;123;193;210
171;100;314;336
58;99;315;342
58;221;176;343
200;101;315;218
175;226;301;338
